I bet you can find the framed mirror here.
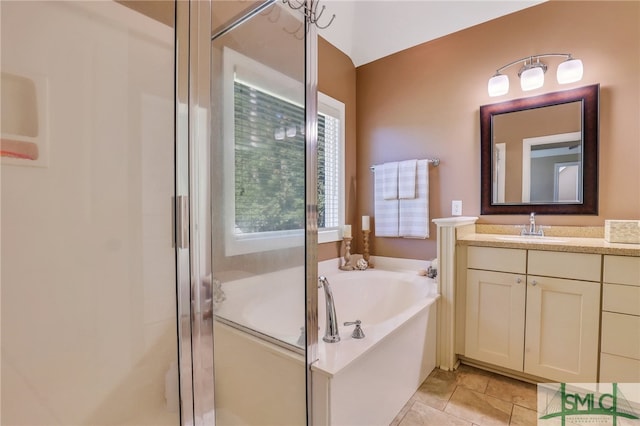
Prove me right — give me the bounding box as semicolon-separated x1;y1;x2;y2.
480;84;599;215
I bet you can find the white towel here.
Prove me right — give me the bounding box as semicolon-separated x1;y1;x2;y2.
374;165;399;237
382;162;398;200
399;159;429;238
398;159;417;199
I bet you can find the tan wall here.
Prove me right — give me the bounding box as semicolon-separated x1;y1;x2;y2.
356;1;640;260
318;37;358;261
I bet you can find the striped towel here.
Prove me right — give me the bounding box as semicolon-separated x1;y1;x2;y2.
382;162;398;200
374;165;399;237
399;159;429;239
398;159;417;199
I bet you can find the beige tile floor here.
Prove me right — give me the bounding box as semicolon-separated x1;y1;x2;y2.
390;364;539;426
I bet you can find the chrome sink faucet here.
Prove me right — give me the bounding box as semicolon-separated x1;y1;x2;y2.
318;276;340;343
521;212;544;236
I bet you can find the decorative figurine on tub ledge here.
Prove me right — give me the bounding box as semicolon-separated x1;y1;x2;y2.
356;258;368;270
362;215;374;268
339;225;355;271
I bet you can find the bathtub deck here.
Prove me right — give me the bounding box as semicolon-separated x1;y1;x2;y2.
390;364;537;426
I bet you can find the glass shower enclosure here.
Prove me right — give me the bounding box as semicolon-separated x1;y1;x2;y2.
209;0;316;424
2;0;317;424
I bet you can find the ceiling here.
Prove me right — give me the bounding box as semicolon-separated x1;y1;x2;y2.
317;1;546;67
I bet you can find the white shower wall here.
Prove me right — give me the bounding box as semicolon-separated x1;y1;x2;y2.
1;2;177;425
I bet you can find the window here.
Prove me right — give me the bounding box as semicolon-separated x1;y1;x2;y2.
223;48;345;255
317;93;345;243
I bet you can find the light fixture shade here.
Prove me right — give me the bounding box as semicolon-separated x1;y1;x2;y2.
520;66;544;91
557;58;583;84
488;74;509;97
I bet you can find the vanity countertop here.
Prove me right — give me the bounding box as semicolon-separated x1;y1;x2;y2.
457;233;640;257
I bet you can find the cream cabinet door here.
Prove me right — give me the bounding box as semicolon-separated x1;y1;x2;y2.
524;276;600;382
465;269;526;371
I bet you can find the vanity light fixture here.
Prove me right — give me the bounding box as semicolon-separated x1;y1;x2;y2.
488;53;584;97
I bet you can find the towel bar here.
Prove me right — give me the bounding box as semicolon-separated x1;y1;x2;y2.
370;158;440;171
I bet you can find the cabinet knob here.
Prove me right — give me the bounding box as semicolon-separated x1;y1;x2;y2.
516;277;522;283
531;280;538;286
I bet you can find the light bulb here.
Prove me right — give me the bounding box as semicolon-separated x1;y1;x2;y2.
520;66;544;91
488;74;509;97
557;58;583;84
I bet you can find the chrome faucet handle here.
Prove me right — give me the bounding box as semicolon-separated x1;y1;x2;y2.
344;320;365;339
516;225;527;235
296;326;305;347
426;266;438;279
318;275;326;288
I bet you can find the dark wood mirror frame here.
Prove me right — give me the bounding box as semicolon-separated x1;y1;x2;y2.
480;84;599;215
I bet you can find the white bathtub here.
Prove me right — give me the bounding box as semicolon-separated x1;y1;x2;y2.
315;268;437;370
215;267;306;349
313;266;439;426
214;257;439;426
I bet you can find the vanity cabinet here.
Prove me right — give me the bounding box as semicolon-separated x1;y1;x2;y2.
465;247;526;371
600;255;640;384
465;247;601;382
524;251;601;382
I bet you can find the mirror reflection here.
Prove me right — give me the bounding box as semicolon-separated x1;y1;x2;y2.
492;101;582;204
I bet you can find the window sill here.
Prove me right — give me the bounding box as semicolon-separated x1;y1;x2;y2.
318;229;341;244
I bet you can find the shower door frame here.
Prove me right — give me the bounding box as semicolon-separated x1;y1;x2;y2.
304;9;320;425
176;0;215;425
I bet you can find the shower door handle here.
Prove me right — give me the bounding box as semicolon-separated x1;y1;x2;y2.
175;195;189;249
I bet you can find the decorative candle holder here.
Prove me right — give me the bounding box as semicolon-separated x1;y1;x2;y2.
362;230;373;268
339;237;355;271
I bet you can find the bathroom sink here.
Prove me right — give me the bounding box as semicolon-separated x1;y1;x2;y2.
496;236;568;243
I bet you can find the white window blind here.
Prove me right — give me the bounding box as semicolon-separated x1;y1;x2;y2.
317;93;345;243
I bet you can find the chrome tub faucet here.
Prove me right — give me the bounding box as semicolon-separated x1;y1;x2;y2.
318;276;340;343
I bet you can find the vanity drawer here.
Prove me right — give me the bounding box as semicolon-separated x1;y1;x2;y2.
601;312;640;360
604;255;640;286
603;284;640;316
467;246;526;274
528;250;601;282
600;352;640;383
